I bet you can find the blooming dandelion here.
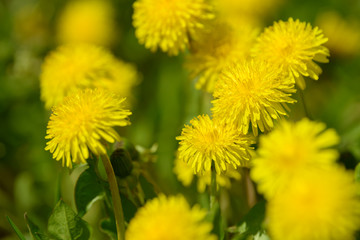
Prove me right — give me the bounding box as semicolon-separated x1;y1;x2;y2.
56;0;116;46
45;88;131;168
40;44;139;109
267;167;360;240
187;22;258;92
174;154;241;193
252;18;330;89
126;195;217;240
132;0;213;56
176;115;253;174
212;60;296;136
251;118;340;198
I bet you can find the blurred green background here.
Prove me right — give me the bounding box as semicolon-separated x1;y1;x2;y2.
1;0;360;239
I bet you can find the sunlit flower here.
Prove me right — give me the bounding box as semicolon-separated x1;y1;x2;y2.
92;60;140;103
186;21;258;92
267;167;360;240
132;0;213;55
126;195;217;240
212;60;296;136
45;89;131;168
56;0;116;46
174;154;241;192
176;114;253;174
40;44;139;109
251;118;340;199
316;11;360;57
252;18;329;89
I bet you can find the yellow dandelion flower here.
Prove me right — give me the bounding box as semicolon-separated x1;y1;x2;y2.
56;0;116;46
267;167;360;240
92;59;140;102
316;11;360;57
132;0;213;56
176;114;253;174
211;60;296;136
40;44;139;109
252;18;330;89
126;195;217;240
186;21;259;92
174;154;241;193
251;118;340;199
45;88;131;168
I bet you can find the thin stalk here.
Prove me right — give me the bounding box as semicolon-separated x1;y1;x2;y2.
299;90;311;119
101;154;125;240
210;164;217;210
243;168;256;210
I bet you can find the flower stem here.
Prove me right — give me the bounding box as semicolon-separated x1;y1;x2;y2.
101;154;125;240
243;168;256;210
210;163;217;210
299;90;311;119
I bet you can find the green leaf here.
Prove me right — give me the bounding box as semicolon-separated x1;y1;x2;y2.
139;175;157;200
230;200;267;240
24;213;49;240
102;183;137;223
47;200;91;240
6;216;26;240
120;192;137;222
99;218;116;240
25;213;42;240
74;166;104;217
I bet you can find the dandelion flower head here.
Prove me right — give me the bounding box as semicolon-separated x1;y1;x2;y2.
176;114;253;174
45;88;131;168
57;0;116;46
126;195;217;240
251;118;340;198
316;11;360;57
174;154;241;193
132;0;213;55
267;167;360;240
187;21;259;92
252;18;329;89
40;44;139;109
211;60;296;136
92;60;140;102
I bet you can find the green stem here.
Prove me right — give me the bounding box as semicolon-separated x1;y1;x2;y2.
243;168;256;210
101;154;125;240
299;90;311;119
210;164;217;210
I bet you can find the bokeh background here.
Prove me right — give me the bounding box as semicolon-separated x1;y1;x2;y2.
1;0;360;239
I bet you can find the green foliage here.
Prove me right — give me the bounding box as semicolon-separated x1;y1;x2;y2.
74;166;104;217
25;213;49;240
230;200;267;240
47;200;91;240
6;216;27;240
99;218;117;240
206;202;226;240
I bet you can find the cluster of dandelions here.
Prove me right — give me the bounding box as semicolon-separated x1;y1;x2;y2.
132;0;360;239
42;1;220;239
251;119;360;239
39;0;360;239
